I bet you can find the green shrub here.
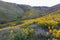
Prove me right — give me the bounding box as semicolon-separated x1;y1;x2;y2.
9;28;34;40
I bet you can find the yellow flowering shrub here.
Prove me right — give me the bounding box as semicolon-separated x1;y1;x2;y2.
10;27;34;40
48;28;60;39
10;30;14;33
20;11;60;27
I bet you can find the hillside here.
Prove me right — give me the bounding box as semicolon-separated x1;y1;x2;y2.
0;1;24;23
20;10;60;26
0;1;60;40
0;1;60;24
48;4;60;11
0;1;53;23
0;10;60;40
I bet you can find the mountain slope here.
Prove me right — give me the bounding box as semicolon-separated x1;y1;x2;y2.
20;10;60;26
0;1;48;23
0;1;24;23
0;1;60;24
48;4;60;12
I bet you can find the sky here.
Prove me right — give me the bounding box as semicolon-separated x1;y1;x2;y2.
2;0;60;7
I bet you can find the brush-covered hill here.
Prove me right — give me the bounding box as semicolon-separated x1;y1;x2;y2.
0;1;24;23
0;1;60;40
20;10;60;26
0;1;47;22
0;1;60;24
0;10;60;40
48;4;60;11
0;1;49;23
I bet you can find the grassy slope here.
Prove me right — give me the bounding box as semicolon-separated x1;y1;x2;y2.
20;10;60;26
0;10;60;30
0;10;60;40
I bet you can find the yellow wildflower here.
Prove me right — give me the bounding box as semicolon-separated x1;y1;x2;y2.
52;38;55;40
45;32;49;35
10;30;14;33
49;29;52;33
53;29;57;33
48;26;50;29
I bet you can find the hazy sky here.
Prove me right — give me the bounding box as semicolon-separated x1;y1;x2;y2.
2;0;60;7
